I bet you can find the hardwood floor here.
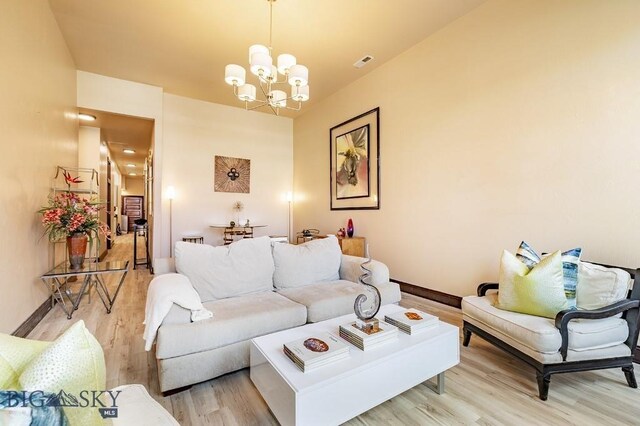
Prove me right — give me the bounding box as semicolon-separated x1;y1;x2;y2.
29;234;639;425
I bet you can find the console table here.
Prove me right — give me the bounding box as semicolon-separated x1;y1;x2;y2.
210;224;267;245
40;260;129;319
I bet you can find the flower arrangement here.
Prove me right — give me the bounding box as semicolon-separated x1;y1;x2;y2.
39;192;109;241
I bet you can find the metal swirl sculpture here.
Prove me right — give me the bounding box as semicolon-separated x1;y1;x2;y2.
354;253;381;320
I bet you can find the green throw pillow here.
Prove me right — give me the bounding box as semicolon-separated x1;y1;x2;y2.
498;250;569;318
0;333;51;390
19;320;106;426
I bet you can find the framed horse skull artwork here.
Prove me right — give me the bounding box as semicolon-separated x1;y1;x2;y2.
330;107;380;210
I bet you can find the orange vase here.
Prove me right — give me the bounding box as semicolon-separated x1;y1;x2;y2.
67;233;88;270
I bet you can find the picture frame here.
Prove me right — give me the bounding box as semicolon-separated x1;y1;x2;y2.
214;155;251;193
330;107;380;210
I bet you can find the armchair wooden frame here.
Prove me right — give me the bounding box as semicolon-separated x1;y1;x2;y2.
463;262;640;400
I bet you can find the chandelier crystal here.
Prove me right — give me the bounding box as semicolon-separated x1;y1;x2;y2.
224;0;309;115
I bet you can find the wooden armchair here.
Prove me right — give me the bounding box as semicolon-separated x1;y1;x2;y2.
462;262;640;400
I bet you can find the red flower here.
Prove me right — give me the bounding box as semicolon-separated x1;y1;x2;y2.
63;170;84;185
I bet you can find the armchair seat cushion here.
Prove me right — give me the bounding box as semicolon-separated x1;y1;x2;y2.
462;294;629;354
277;280;401;323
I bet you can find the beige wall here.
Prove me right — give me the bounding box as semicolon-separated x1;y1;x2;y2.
0;1;77;332
293;0;640;297
162;93;293;248
122;178;145;196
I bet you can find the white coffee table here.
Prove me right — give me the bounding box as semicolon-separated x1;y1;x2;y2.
250;304;459;426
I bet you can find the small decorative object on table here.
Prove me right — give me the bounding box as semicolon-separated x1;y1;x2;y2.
384;309;439;335
233;201;244;224
283;332;350;372
353;245;381;334
39;172;109;269
229;220;236;227
347;218;354;237
336;227;346;238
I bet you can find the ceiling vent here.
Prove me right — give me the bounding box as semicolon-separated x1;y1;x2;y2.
353;55;374;69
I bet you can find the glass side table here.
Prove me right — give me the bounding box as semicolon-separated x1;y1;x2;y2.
40;260;129;319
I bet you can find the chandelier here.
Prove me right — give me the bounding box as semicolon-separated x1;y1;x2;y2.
224;0;309;115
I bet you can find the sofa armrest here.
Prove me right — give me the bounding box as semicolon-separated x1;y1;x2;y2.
339;254;389;286
111;384;179;425
477;282;499;297
153;258;176;275
555;299;640;361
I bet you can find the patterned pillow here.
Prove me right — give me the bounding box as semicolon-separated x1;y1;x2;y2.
516;241;582;306
0;391;69;425
19;321;106;426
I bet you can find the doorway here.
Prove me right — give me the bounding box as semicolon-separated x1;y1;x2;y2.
122;195;144;231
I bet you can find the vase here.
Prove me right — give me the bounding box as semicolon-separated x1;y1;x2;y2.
347;218;354;238
67;233;88;270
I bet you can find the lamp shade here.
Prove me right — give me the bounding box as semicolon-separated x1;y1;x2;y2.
238;84;257;102
291;85;309;102
166;186;176;200
248;44;269;63
250;52;273;77
288;64;308;86
224;64;245;86
277;54;296;75
270;90;287;108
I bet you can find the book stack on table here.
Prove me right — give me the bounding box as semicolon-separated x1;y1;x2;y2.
384;308;439;334
338;320;398;350
283;332;350;372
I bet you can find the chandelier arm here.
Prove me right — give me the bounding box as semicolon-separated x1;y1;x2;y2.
283;101;303;112
247;101;270;111
257;79;271;100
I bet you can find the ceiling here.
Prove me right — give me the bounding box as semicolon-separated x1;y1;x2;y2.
50;0;486;117
79;109;153;179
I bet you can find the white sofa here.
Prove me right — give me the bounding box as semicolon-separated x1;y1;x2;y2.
152;236;401;394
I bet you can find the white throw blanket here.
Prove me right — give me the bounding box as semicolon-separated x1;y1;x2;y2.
143;273;213;351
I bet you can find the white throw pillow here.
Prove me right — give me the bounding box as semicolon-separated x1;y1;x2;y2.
576;262;631;310
272;236;341;289
174;237;275;302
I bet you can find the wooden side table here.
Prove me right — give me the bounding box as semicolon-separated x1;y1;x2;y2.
338;236;366;257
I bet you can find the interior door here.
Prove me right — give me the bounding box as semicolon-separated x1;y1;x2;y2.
122;196;144;231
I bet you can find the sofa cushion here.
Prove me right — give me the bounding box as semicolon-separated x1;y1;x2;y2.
272;237;341;289
577;262;632;311
462;293;629;354
277;280;401;323
156;292;307;359
174;237;274;302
